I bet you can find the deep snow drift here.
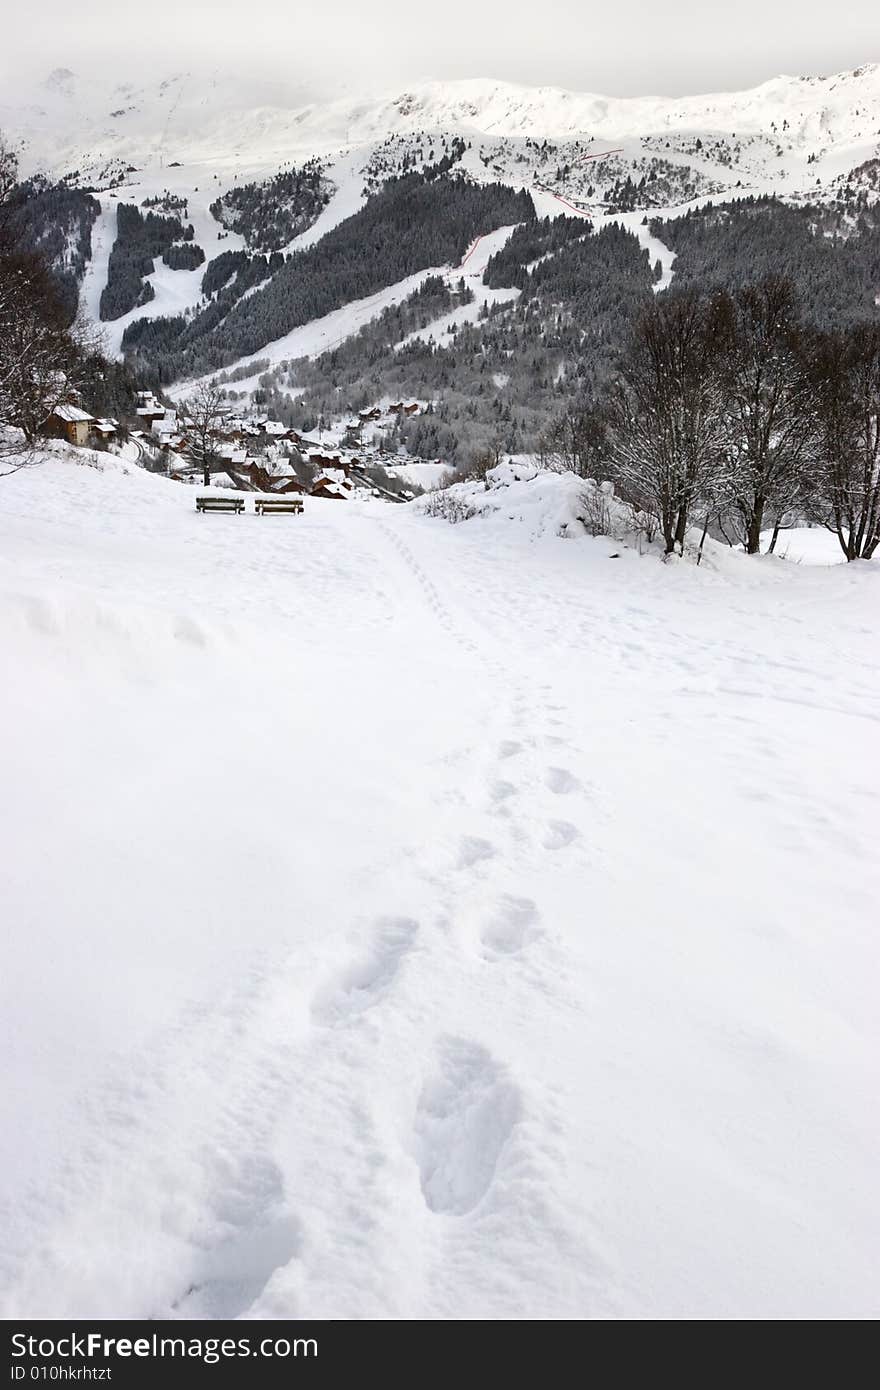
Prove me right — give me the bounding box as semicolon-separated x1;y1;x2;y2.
0;453;878;1319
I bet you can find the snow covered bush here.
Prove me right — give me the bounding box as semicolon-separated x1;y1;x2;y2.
579;480;615;537
420;490;478;524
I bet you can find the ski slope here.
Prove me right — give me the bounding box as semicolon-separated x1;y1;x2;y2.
0;451;878;1320
396;224;522;349
74;147;369;361
170;227;525;398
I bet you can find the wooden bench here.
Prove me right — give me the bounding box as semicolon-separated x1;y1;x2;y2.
255;497;304;515
196;496;245;514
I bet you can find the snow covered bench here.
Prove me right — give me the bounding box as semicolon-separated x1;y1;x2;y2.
196;496;245;514
255;497;304;515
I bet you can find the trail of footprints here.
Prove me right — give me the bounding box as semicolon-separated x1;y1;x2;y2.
304;913;525;1225
457;727;588;920
377;522;484;664
405;698;589;1218
88;558;589;1315
212;561;588;1248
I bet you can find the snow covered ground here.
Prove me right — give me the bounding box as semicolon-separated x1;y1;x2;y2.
760;525;848;565
0;452;878;1320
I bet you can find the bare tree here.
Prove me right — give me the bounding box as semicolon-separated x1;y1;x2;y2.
179;382;227;486
808;324;880;560
607;291;729;555
539;403;610;478
715;277;816;554
0;251;90;472
0;138;91;472
457;438;503;482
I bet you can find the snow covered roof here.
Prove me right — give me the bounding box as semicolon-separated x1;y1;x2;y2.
52;404;94;423
312;480;348;498
216;443;249;463
313;467;351;486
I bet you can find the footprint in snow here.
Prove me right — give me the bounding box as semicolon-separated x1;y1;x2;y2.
480;896;542;957
542;820;580;850
311;916;419;1024
414;1037;521;1216
545;767;582;796
490;779;518;803
457;836;497;868
173;1153;300;1320
498;740;523;760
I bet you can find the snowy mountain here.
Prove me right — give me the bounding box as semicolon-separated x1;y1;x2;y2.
3;61;880;454
5;64;880;179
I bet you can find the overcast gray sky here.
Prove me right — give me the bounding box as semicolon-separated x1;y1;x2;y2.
3;0;878;98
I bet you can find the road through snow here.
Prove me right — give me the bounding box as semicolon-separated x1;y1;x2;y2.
0;457;878;1320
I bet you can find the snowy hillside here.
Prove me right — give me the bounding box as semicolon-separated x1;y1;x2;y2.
0;448;878;1318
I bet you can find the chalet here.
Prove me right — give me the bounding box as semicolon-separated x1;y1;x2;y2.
93;417;119;440
216;443;249;466
311;478;348;500
229;462;305;493
267;476;305;494
311;468;354;500
43;403;95;447
343;422;362;446
135;390;165;425
308;452;348;474
358;407;381;422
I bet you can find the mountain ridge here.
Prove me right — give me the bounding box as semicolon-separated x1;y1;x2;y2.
3;62;879;178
